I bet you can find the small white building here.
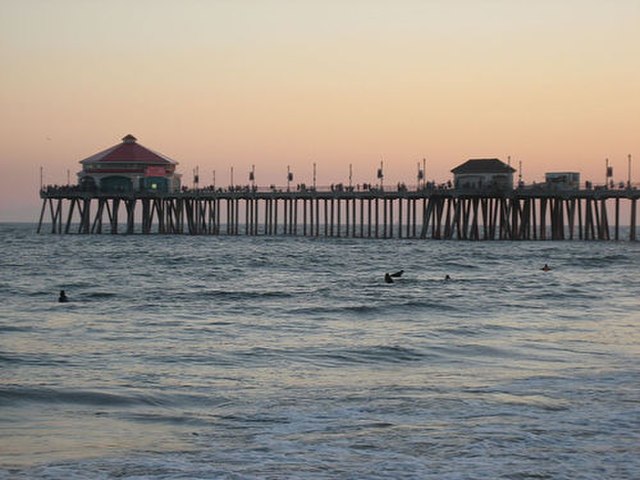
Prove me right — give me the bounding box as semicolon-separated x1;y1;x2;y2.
545;172;580;190
77;135;181;193
451;158;515;192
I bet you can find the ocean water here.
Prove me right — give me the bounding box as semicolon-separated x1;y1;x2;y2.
1;223;638;479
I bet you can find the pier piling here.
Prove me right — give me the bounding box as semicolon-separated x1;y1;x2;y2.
37;188;640;241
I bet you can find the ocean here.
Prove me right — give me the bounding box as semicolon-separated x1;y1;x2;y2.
1;223;638;479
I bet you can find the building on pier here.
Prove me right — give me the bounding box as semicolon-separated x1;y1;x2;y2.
77;134;181;193
451;158;515;192
545;172;580;190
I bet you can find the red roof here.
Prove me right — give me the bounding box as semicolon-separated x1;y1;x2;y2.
79;135;178;165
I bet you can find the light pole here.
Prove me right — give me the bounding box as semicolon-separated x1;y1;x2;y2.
230;166;234;188
518;160;523;187
377;160;384;190
417;161;423;190
423;158;426;189
349;163;353;189
212;170;216;189
628;154;632;189
287;165;293;192
40;166;43;190
249;164;255;189
313;162;317;191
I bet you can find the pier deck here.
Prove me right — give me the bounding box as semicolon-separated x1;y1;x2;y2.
38;187;640;240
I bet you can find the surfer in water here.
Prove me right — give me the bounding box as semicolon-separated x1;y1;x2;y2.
541;264;551;272
58;290;68;303
389;270;404;278
384;273;394;284
444;274;451;281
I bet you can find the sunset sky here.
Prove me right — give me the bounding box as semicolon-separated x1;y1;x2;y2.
1;0;638;221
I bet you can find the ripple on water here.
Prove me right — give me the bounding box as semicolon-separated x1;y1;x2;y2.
1;226;638;479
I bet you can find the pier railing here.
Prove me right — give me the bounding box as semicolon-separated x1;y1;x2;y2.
38;186;640;240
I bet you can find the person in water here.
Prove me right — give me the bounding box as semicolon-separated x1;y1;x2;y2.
389;270;404;278
58;290;68;303
444;274;451;281
384;273;394;284
541;264;551;272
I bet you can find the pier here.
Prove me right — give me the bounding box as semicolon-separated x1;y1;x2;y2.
38;186;639;240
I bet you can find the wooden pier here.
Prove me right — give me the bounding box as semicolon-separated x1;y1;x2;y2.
38;187;639;240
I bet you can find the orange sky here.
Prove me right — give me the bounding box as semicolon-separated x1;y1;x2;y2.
1;0;639;221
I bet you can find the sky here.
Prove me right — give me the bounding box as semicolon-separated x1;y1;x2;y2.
1;0;639;221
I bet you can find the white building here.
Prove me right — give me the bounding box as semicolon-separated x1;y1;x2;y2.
545;172;580;190
451;158;515;192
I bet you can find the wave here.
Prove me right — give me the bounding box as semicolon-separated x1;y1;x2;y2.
167;289;296;301
0;386;158;407
0;325;33;333
0;386;219;409
287;297;458;318
302;345;435;367
82;292;119;299
0;352;72;367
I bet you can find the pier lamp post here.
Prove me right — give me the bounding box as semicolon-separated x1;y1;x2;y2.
377;161;384;190
230;166;234;189
422;158;426;189
212;170;216;189
518;160;523;188
313;163;317;191
287;166;293;192
349;164;353;190
417;162;424;191
40;166;43;191
605;158;613;189
249;165;255;189
628;154;632;189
